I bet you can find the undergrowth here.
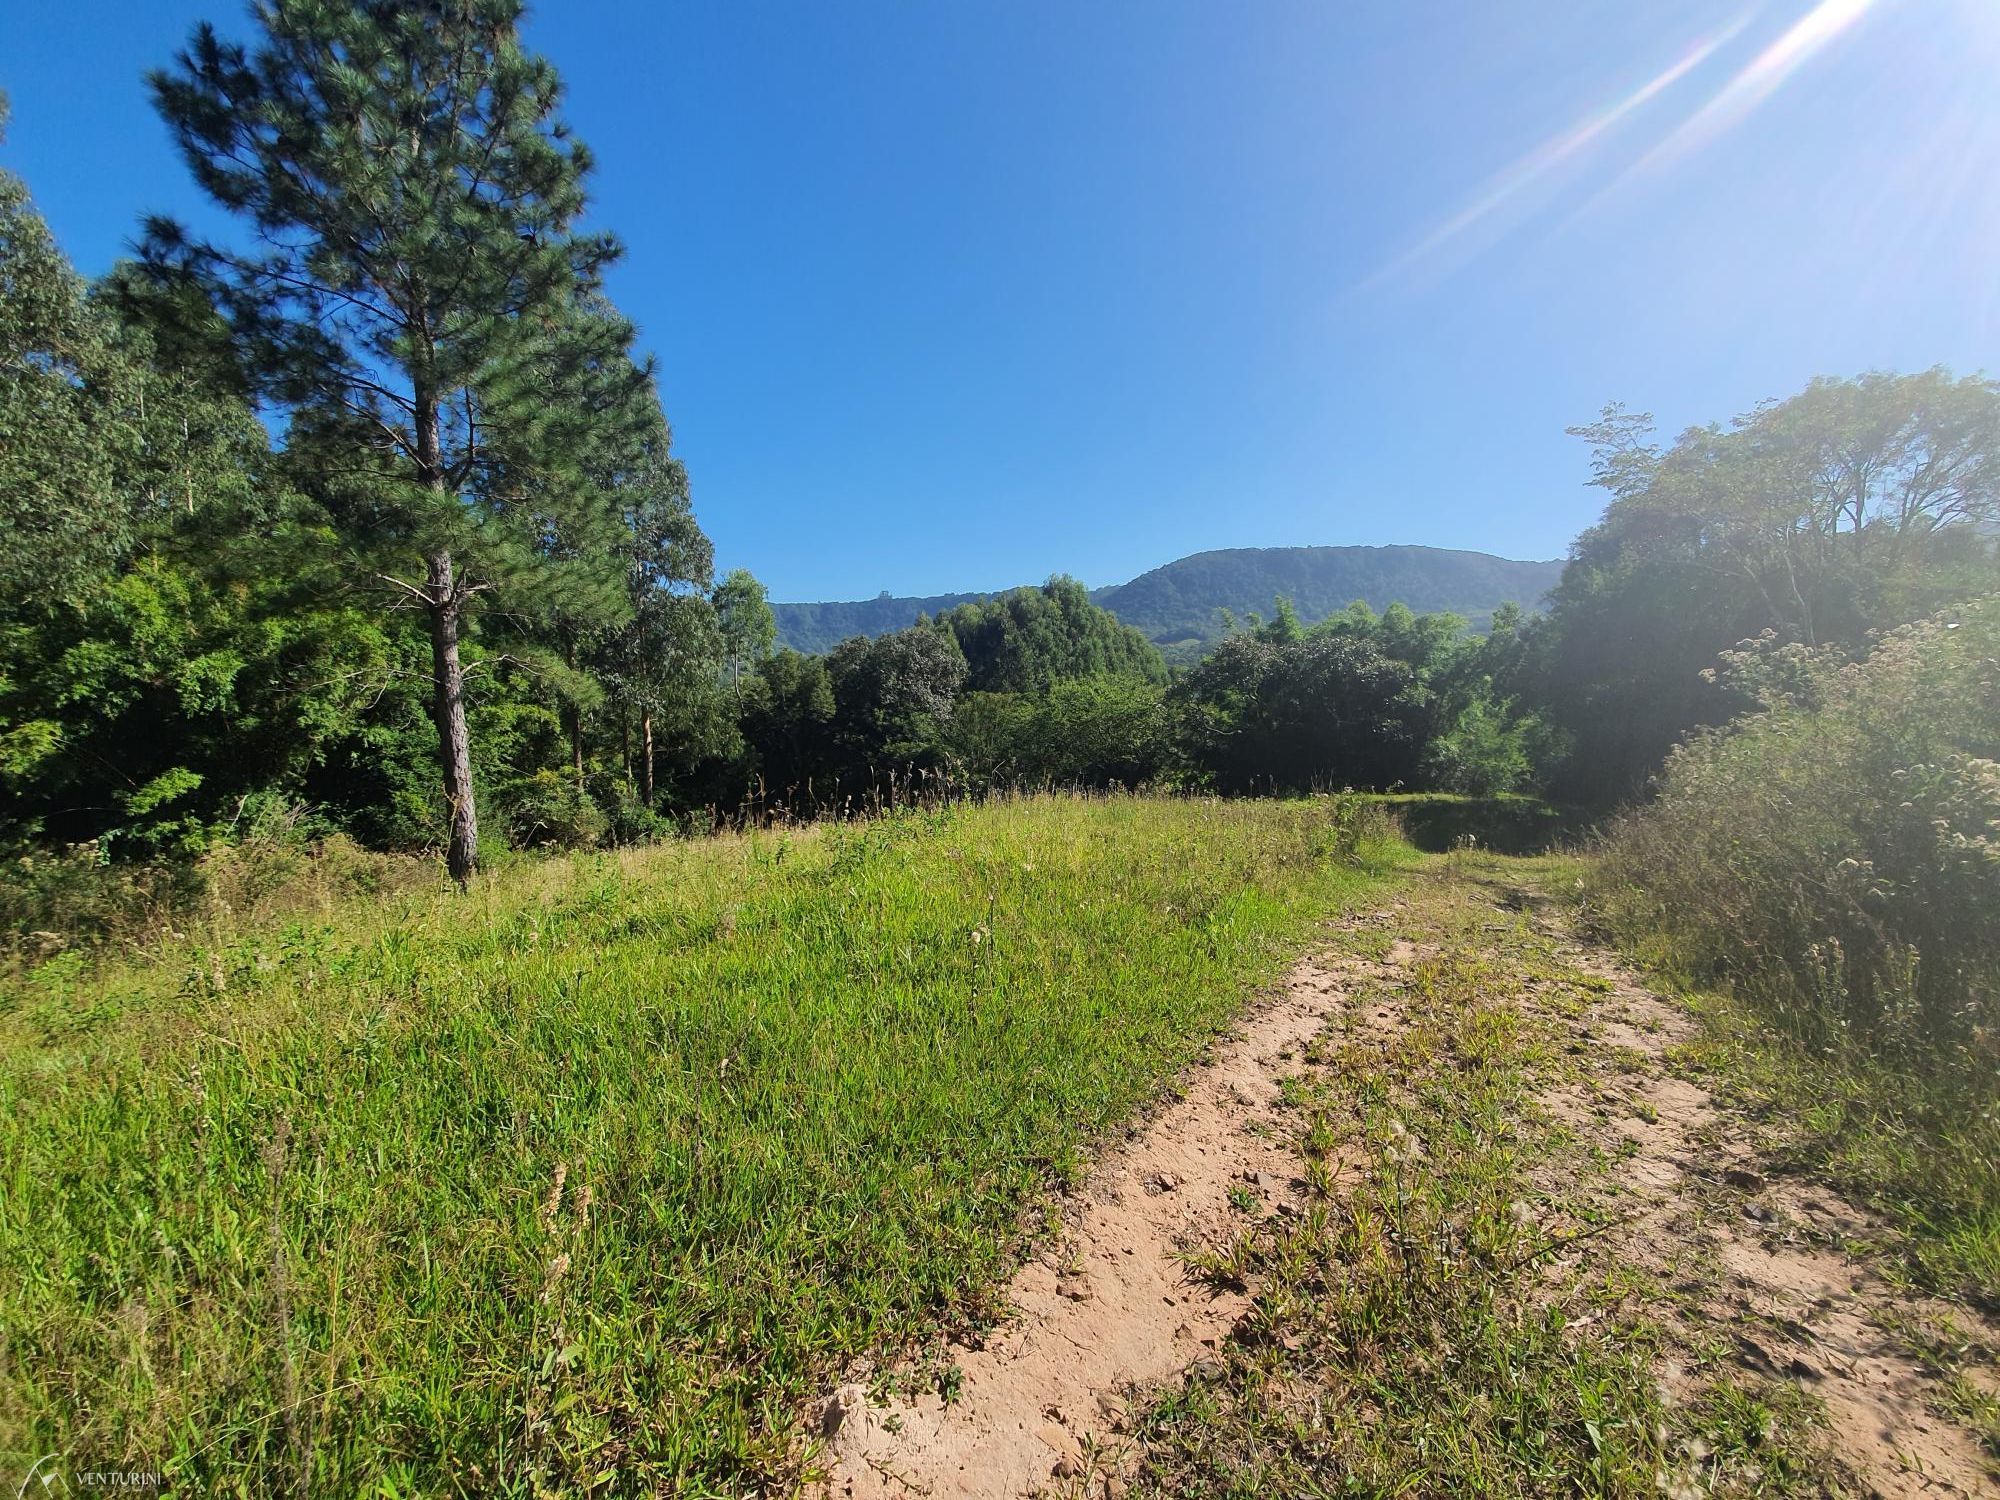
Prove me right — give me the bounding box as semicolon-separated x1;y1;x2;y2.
1585;599;2000;1310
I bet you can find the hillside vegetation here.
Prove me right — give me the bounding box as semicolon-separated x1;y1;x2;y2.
0;794;1408;1494
768;545;1562;657
1093;544;1563;657
1588;598;2000;1301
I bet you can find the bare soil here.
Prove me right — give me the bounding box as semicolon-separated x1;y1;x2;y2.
813;881;1998;1499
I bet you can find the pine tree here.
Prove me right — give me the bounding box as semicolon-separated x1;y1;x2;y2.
147;0;639;884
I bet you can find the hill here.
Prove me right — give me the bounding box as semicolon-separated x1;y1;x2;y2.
1092;545;1565;655
771;545;1564;656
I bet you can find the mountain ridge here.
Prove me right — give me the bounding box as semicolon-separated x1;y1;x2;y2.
770;544;1565;658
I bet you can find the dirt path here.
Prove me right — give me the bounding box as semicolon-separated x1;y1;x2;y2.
814;874;1999;1499
816;909;1415;1499
1535;915;1998;1499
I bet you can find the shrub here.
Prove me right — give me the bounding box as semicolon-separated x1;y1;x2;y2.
492;769;607;851
587;769;671;847
1588;597;2000;1077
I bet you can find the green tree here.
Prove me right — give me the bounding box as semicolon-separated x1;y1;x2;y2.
738;649;836;808
1173;631;1428;793
714;568;777;693
595;434;727;807
1535;372;2000;805
0;102;147;606
937;576;1166;691
826;622;967;779
2;117;397;858
147;0;644;884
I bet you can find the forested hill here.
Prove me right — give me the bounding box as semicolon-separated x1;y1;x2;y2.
1094;546;1564;653
771;545;1563;656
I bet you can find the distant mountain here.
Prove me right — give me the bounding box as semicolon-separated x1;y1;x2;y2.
767;591;996;656
1092;546;1566;654
770;544;1565;658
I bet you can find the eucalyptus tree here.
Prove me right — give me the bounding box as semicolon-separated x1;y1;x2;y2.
0;99;147;606
147;0;647;883
713;568;777;694
594;425;726;806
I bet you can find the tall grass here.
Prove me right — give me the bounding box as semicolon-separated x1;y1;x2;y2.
1588;598;2000;1302
0;793;1406;1495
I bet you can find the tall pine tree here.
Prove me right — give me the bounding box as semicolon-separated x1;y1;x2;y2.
147;0;641;883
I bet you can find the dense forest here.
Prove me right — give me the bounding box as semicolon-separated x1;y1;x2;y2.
2;4;1998;940
768;544;1564;657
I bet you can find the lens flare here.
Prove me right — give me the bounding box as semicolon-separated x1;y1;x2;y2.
1363;15;1749;287
1625;0;1880;179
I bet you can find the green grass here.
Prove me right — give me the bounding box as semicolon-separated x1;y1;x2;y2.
0;793;1407;1496
1131;869;1836;1500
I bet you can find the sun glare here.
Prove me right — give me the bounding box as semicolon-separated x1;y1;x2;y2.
1626;0;1880;179
1365;14;1750;287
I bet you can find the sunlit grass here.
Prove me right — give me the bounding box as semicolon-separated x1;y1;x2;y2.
0;793;1408;1495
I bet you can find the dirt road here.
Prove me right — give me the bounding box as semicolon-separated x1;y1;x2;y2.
816;863;1999;1499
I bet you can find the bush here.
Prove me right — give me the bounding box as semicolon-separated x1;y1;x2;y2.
587;769;671;847
947;679;1171;791
1588;597;2000;1077
492;769;607;851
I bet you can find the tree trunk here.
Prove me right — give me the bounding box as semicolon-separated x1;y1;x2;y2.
562;638;586;788
425;549;479;887
641;711;656;807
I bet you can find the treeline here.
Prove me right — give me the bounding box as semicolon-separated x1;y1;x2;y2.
3;0;1998;917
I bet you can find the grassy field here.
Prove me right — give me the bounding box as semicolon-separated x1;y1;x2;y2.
0;794;1408;1496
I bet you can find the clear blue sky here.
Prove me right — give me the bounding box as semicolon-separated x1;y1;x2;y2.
4;1;1996;600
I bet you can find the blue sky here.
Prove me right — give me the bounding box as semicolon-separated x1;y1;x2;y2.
3;1;1997;600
